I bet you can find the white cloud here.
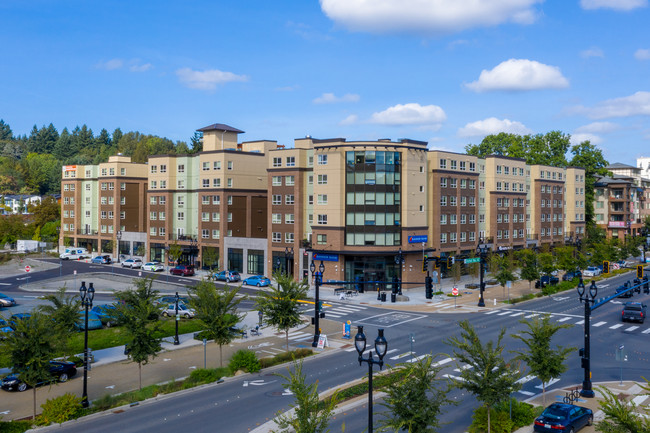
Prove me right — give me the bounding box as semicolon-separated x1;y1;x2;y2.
319;0;542;35
635;49;650;60
575;91;650;119
465;59;569;92
313;93;360;104
580;0;647;11
574;121;619;134
129;63;152;72
96;59;124;70
369;103;447;127
275;85;300;92
580;47;604;58
571;133;603;145
457;117;531;137
176;68;248;91
340;114;359;125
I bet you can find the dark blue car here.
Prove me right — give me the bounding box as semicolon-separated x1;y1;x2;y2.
534;403;593;433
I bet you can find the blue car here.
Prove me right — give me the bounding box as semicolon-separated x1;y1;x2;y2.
534;403;593;433
0;318;13;338
90;304;119;326
214;271;241;282
91;255;112;264
243;275;271;287
75;311;103;330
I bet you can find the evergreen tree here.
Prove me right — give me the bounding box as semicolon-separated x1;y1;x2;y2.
0;119;12;140
112;127;123;148
53;127;75;161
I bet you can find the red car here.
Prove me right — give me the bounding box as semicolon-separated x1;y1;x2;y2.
169;265;195;276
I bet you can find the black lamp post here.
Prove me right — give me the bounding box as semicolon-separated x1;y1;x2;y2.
576;277;597;398
394;248;404;295
174;291;180;345
477;239;489;307
56;225;61;255
276;257;282;273
189;237;198;267
79;281;95;408
116;230;122;263
311;260;324;347
284;247;294;276
355;326;388;433
640;228;648;264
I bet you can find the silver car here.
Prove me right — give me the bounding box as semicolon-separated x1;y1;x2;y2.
160;304;195;318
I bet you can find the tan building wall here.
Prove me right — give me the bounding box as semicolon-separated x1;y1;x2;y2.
565;167;586;238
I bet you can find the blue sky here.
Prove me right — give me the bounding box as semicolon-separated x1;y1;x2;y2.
1;0;649;164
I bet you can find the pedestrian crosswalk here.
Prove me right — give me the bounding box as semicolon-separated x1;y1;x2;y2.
300;302;368;319
483;309;650;333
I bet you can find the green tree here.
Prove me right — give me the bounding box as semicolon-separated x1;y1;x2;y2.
188;279;246;367
190;131;203;153
168;241;182;265
203;247;219;275
445;321;521;433
569;140;609;226
554;246;577;274
492;254;516;299
271;358;339;433
377;354;455;433
38;286;81;336
511;315;574;404
0;313;58;419
256;273;308;351
53;127;75;161
516;249;539;290
20;153;62;195
537;252;556;278
595;382;650;433
30;195;60;228
114;278;161;389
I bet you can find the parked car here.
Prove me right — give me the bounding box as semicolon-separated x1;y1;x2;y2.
143;262;164;272
169;265;195;276
90;304;119;326
154;295;190;306
243;275;271;287
582;266;601;277
622;302;646;323
215;270;241;282
75;311;103;330
1;360;77;392
0;318;13;338
562;270;582;281
533;403;593;433
0;293;16;307
8;313;31;329
91;255;112;264
535;275;559;288
160;304;195;318
121;258;143;269
616;285;634;298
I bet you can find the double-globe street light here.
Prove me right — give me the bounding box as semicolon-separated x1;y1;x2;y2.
310;260;324;347
355;326;388;433
174;291;180;346
394;248;404;295
284;247;294;276
116;230;122;263
79;281;95;408
576;277;598;398
477;239;489;307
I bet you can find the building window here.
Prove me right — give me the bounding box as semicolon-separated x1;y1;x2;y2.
285;232;294;243
177;196;185;207
460;161;466;171
272;232;281;242
202;195;210;205
272;195;281;205
440;196;447;206
308;175;313;185
450;179;457;188
286;156;295;167
150;227;157;236
178;180;185;189
227;196;233;205
120;182;126;190
440;178;447;188
227;213;233;222
212;212;220;222
317;194;328;205
227;161;233;170
212;229;220;239
151;165;158;174
160;164;167;173
451;160;457;170
227;178;233;188
286;175;295;186
317;234;327;244
213;178;221;187
285;214;294;224
202;212;209;222
317;174;328;185
202;229;209;239
318;154;328;165
177;212;184;221
213;161;221;170
202;162;210;171
440;233;447;243
272;213;281;224
317;214;327;225
285;195;295;205
178;164;185;173
272;176;282;186
202;179;210;188
439;159;447;169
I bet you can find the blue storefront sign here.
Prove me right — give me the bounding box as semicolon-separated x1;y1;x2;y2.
408;235;428;244
313;253;339;262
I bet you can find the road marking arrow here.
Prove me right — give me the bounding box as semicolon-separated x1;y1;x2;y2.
105;385;115;389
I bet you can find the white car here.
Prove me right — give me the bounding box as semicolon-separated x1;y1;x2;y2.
143;262;164;272
583;266;602;277
121;258;143;269
160;304;195;318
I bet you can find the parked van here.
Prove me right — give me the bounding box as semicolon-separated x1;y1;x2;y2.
59;247;89;260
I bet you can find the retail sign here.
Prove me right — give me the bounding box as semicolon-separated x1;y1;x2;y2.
408;235;428;244
62;165;77;172
608;221;626;228
313;253;339;262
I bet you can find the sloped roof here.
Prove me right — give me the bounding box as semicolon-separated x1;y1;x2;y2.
196;123;244;134
607;162;639;170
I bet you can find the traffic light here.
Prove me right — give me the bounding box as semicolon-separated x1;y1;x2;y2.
644;275;649;294
447;256;453;268
603;261;610;275
634;278;641;293
637;265;644;279
422;256;429;273
425;276;433;299
318;301;325;318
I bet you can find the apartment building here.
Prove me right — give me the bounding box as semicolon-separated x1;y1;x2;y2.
528;165;568;246
60;155;148;257
147;124;274;272
565;167;587;239
428;151;479;256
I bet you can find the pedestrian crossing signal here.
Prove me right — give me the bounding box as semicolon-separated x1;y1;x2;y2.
422;256;429;273
637;265;644;279
603;261;610;275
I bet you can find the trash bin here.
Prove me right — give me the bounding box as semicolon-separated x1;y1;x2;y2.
381;292;387;302
390;293;396;303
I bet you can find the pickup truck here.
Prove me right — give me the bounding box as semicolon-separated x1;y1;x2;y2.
621;302;647;323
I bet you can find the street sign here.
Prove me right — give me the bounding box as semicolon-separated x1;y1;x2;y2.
452;287;459;296
408;235;428;244
464;258;480;264
313;253;339;262
24;265;30;272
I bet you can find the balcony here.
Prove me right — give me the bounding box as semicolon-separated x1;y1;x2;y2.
170;234;198;242
77;229;98;236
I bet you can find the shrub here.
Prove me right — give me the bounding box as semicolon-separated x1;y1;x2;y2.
496;398;537;429
228;349;261;373
187;367;230;385
0;420;33;433
469;406;512;433
37;393;83;426
259;348;313;369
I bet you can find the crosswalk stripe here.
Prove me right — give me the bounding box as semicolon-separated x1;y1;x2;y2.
344;347;358;352
406;354;428;363
557;317;572;322
433;357;454;367
625;326;639;332
498;311;511;316
517;374;536;384
329;307;360;312
609;324;623;329
593;321;607;327
485;310;500;315
390;352;414;360
288;332;312;340
454;364;473;372
510;312;524;317
325;313;344;318
385;349;398;355
576;320;585;325
642;328;650;334
525;314;539;318
535;378;560;389
442;374;465;382
519;390;535;396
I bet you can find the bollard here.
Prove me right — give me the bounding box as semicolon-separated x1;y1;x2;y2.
494;298;496;306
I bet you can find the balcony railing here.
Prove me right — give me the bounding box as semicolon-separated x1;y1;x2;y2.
77;229;98;236
170;234;198;242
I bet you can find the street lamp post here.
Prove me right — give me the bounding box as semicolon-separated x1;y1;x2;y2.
311;260;324;347
79;281;95;408
116;230;122;263
57;226;62;278
355;326;388;433
174;291;180;345
284;247;294;277
394;248;404;295
189;237;198;267
477;239;489;307
576;278;597;398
